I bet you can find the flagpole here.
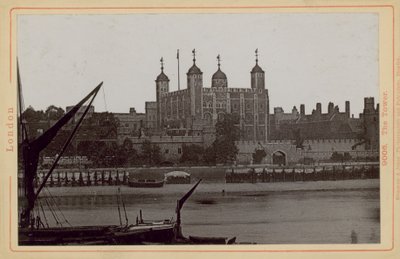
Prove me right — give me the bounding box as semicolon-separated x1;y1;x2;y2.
177;49;180;90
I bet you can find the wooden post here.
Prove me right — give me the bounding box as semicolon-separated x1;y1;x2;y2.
64;172;69;186
79;172;84;186
272;168;276;182
49;174;54;187
262;168;266;182
123;171;127;185
292;168;296;182
108;171;113;185
57;171;61;187
87;172;91;186
71;172;76;187
116;171;120;185
313;167;316;181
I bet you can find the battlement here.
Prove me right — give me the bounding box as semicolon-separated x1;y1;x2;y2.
161;89;188;97
128;135;203;144
202;87;258;93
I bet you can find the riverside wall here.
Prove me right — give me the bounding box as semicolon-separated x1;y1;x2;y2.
21;162;379;190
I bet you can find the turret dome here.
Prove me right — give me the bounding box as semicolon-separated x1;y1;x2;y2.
187;64;202;74
156;71;169;82
212;68;227;80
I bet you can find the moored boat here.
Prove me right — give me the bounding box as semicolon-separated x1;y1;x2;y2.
128;179;164;188
165;171;191;184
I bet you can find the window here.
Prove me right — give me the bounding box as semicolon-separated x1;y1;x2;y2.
165;149;169;154
178;148;182;154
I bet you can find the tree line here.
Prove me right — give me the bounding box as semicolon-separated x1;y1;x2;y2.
21;106;241;168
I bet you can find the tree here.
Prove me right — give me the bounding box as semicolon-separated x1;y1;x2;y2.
22;106;45;122
141;140;161;165
252;149;267;164
202;145;216;165
210;114;240;164
121;138;139;166
180;144;204;164
293;128;304;149
45;105;65;120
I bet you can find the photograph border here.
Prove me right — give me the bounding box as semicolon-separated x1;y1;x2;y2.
1;0;398;257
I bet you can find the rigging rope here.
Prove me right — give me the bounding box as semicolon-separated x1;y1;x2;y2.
44;187;72;227
119;188;128;226
116;188;122;226
44;197;62;226
102;84;108;111
38;200;49;228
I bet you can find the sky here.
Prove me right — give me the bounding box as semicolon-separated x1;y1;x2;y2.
17;13;378;117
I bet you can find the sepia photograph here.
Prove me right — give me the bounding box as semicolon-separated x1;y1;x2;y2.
15;12;381;246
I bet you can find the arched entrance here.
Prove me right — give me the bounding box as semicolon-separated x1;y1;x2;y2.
272;151;286;166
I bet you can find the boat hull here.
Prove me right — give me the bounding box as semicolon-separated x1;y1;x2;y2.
19;223;176;245
128;181;164;188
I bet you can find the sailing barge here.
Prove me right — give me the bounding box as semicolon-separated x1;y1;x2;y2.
17;67;236;245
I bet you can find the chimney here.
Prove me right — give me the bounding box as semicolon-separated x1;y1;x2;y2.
316;103;321;114
345;101;350;117
300;104;305;116
328;102;334;114
364;97;375;113
129;107;137;114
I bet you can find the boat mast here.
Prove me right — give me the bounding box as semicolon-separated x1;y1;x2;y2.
175;179;202;238
18;68;102;228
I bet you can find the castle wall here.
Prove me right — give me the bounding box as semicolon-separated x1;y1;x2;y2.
236;138;375;165
302;139;364;152
125;135;204;162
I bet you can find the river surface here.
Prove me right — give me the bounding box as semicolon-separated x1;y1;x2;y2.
35;179;380;244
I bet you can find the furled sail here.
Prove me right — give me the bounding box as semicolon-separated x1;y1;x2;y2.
19;65;102;227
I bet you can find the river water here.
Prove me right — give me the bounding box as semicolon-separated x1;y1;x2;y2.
36;179;380;244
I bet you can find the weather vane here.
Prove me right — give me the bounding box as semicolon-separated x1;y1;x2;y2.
160;57;164;71
192;49;196;63
217;54;221;69
255;48;259;64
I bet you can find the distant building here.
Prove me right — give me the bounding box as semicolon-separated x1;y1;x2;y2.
114;107;146;142
269;99;379;151
65;105;95;123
